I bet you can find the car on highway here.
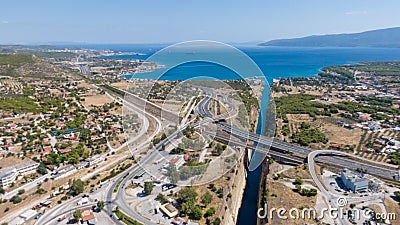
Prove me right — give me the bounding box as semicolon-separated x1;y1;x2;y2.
34;213;43;219
162;183;176;191
58;215;66;221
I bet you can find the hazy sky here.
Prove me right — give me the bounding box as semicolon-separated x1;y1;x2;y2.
1;0;400;44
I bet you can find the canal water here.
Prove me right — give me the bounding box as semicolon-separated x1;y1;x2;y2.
236;79;270;225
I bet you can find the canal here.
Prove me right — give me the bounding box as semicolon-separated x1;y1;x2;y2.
236;81;271;225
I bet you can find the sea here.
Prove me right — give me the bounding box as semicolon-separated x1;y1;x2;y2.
70;43;400;225
78;44;400;83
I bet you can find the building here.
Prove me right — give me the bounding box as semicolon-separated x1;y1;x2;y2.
340;168;369;192
15;161;39;176
8;217;24;225
19;209;37;221
0;161;39;188
86;155;102;165
0;169;18;188
81;208;96;225
160;203;179;218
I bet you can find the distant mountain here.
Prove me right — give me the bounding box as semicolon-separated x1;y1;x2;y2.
260;27;400;48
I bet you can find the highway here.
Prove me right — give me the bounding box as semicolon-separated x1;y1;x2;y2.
216;121;399;180
195;94;400;181
33;85;399;225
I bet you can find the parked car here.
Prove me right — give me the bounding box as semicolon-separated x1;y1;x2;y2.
34;213;43;219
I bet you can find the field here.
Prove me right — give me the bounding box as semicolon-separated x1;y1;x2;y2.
0;54;35;66
82;95;114;108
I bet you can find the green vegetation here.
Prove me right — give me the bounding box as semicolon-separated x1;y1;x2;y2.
70;179;85;196
166;163;179;184
97;200;105;211
144;181;154;195
394;191;400;201
319;66;354;80
299;188;318;197
389;152;400;165
0;97;39;113
37;162;48;175
200;191;213;206
356;96;393;107
177;187;207;220
291;127;328;146
10;195;22;204
294;177;303;185
275;94;335;120
33;51;76;59
178;164;206;181
115;208;143;225
0;54;35;66
212;143;226;156
213;218;221;225
73;209;82;221
156;193;169;204
178;187;198;204
101;163;132;182
281;124;290;136
192;205;203;220
103;84;125;96
114;179;123;193
204;207;216;218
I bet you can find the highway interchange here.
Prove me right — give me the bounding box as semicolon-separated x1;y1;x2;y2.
34;85;399;225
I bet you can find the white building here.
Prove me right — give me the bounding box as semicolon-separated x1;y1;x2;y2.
15;161;39;176
19;209;37;220
0;161;39;188
86;155;102;165
0;169;18;188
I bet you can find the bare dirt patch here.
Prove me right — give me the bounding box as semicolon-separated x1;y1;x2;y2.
82;95;113;108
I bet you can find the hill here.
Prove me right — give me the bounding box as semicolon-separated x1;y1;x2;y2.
260;27;400;48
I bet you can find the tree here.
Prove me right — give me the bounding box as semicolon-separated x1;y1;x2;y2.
394;191;400;201
294;177;303;185
181;202;191;216
167;163;179;184
201;191;213;206
213;218;221;225
73;210;82;221
37;162;48;175
178;187;198;205
0;187;5;194
18;189;25;195
192;205;203;220
204;207;216;218
97;200;105;211
10;195;22;204
144;181;154;195
70;179;85;196
156;193;169;204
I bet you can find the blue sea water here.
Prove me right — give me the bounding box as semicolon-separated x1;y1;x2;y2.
94;44;400;83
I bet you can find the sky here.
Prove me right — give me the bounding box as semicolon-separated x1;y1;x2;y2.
1;0;400;44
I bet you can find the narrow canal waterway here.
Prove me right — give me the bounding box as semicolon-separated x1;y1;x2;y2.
236;81;270;225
